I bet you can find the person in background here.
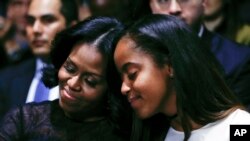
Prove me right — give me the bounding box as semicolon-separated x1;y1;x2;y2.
0;0;78;121
234;0;250;46
0;0;33;68
76;0;92;21
203;0;237;38
203;0;250;46
114;14;250;141
148;0;250;111
0;14;9;69
0;16;131;141
88;0;151;26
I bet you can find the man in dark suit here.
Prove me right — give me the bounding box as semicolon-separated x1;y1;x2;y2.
149;0;250;109
0;0;78;120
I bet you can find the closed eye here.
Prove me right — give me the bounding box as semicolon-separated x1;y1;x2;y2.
63;59;77;74
85;78;98;87
128;71;137;81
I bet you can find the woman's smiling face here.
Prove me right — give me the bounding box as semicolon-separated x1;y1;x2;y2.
114;37;177;119
58;43;108;118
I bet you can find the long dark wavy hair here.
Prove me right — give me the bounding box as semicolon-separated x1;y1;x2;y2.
122;14;242;141
42;16;132;137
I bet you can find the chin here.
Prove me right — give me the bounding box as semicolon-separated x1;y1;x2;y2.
135;110;152;119
59;98;77;112
33;50;50;57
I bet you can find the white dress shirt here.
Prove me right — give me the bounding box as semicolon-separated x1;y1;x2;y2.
26;59;59;103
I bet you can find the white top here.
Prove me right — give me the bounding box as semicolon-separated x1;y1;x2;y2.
164;109;250;141
26;59;59;103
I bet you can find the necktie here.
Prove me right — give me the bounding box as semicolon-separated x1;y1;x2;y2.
34;78;50;102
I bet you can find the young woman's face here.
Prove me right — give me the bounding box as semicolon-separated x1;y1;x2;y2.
114;37;177;119
58;43;108;117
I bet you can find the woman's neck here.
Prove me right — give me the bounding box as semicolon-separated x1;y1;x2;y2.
64;105;107;122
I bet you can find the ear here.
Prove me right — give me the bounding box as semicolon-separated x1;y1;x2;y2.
165;64;174;78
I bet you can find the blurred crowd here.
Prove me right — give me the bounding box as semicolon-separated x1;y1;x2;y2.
0;0;152;69
0;0;250;140
0;0;250;70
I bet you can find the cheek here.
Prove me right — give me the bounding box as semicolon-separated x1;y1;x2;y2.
183;6;203;23
58;67;68;83
81;86;107;102
205;4;221;15
133;72;150;93
26;27;33;38
139;70;169;102
133;77;168;119
46;23;65;38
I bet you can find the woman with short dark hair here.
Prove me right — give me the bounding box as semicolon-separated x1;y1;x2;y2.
0;16;131;141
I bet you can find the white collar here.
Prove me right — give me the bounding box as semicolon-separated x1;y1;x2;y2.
198;25;204;37
35;58;47;78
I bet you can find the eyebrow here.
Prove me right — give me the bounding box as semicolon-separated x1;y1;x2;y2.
26;14;57;20
121;62;138;73
66;58;105;78
40;14;57;19
25;14;34;20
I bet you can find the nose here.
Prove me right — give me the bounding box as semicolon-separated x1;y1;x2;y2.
67;75;81;91
32;20;42;34
168;0;182;16
121;81;131;96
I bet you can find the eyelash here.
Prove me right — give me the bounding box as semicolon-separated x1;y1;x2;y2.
85;78;98;87
64;63;76;74
128;71;137;80
63;61;100;87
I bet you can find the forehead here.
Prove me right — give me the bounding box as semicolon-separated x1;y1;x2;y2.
70;43;103;59
115;37;137;55
115;37;142;63
70;43;106;69
28;0;62;16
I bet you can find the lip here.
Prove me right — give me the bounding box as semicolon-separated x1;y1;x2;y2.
128;95;141;109
61;88;78;103
32;40;47;47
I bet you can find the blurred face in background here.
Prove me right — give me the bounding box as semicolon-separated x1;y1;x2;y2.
7;0;30;32
89;0;129;21
26;0;66;58
150;0;205;32
203;0;223;18
89;0;126;15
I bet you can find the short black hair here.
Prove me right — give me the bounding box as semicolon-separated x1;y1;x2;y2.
59;0;79;25
43;16;131;136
